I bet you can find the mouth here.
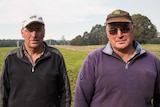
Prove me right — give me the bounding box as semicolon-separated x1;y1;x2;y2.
30;40;39;43
30;39;38;41
116;40;126;43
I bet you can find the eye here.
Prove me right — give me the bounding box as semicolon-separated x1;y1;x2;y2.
109;28;117;35
120;27;130;33
25;28;42;32
27;29;34;32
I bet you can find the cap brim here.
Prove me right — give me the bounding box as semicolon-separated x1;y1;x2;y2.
22;20;44;28
106;17;132;24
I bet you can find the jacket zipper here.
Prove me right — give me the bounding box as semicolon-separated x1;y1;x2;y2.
125;62;130;69
32;66;35;72
31;63;36;72
124;53;143;69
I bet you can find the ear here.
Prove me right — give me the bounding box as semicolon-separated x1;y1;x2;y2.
105;26;109;38
42;27;45;37
21;28;25;38
132;24;136;29
130;24;136;33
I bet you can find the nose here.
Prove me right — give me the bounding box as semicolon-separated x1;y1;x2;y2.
30;31;37;37
116;29;123;37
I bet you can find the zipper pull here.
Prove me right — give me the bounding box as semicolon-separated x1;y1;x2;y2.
32;66;35;72
125;62;130;69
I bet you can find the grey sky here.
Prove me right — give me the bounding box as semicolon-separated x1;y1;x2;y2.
0;0;159;40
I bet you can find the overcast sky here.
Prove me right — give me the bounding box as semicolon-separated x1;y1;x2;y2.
0;0;160;40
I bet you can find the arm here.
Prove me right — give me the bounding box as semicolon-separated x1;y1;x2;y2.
58;57;71;107
0;59;10;107
153;60;160;107
74;56;95;107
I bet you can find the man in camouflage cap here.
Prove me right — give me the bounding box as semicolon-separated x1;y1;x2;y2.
74;9;160;107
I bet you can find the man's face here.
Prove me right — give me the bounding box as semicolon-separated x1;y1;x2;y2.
21;22;45;49
106;22;135;51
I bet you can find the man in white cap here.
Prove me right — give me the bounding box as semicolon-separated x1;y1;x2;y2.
0;15;71;107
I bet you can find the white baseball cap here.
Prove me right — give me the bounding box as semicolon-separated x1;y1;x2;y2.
22;15;44;28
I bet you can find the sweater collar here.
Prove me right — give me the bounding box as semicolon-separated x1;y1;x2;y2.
102;40;146;55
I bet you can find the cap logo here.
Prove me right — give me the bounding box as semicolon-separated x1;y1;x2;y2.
29;15;42;20
22;15;44;28
113;10;121;15
106;9;132;24
30;15;37;19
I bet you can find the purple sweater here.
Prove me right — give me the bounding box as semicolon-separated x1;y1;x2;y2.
74;42;160;107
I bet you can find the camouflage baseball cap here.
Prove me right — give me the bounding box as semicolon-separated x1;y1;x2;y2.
106;9;133;24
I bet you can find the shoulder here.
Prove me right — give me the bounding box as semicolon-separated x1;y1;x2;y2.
142;50;160;65
1;47;21;63
6;47;20;57
85;46;105;63
89;46;105;57
144;50;159;59
43;42;62;56
45;45;64;58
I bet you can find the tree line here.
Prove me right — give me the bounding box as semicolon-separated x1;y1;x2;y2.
0;39;70;47
70;14;160;45
0;13;160;47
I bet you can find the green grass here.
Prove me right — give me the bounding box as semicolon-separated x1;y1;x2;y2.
0;47;17;71
57;47;89;72
0;44;160;107
141;44;160;52
55;47;89;105
141;44;160;59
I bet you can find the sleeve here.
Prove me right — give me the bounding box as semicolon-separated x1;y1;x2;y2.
0;59;10;107
58;56;71;107
153;59;160;107
74;55;95;107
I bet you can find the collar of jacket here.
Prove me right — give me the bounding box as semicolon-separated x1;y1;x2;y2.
102;40;146;55
17;42;52;59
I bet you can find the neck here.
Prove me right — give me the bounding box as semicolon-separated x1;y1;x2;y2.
113;46;136;62
24;44;44;63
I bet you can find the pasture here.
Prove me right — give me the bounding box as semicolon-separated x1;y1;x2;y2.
0;44;160;106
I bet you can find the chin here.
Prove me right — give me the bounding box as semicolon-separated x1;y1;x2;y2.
30;44;40;48
116;44;128;48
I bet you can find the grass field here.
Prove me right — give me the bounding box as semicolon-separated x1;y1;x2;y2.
0;44;160;106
